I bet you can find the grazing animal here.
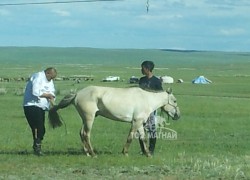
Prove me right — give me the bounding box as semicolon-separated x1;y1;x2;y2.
48;86;180;157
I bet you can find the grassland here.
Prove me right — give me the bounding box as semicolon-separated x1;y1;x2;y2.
0;47;249;179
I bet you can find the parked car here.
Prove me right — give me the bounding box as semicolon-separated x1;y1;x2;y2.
102;76;120;82
129;76;139;84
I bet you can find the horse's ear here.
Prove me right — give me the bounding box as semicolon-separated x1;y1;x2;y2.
166;87;172;94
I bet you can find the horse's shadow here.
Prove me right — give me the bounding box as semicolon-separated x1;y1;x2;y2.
0;148;113;156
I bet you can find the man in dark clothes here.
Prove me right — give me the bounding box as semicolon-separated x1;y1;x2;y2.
138;60;163;155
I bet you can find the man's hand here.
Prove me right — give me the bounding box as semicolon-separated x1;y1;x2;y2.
40;93;55;101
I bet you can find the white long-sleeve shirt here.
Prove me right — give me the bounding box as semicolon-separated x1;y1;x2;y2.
23;71;56;110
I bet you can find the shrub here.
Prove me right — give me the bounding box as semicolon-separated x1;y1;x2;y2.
0;88;7;95
14;88;24;96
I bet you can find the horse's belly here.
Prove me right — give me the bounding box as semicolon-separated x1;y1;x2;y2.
97;110;133;122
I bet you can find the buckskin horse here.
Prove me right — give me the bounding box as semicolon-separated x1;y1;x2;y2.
48;86;180;157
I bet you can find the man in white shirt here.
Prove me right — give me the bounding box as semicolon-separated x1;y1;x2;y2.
23;67;57;156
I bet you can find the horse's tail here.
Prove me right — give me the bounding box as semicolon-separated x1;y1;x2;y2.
48;93;76;128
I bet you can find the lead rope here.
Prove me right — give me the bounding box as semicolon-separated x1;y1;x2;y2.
160;109;170;127
59;113;68;135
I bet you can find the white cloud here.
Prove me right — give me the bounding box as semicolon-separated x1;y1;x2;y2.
0;9;10;16
56;19;82;28
219;28;246;36
52;9;71;17
138;13;183;21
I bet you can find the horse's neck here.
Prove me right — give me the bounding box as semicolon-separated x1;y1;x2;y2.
145;91;168;110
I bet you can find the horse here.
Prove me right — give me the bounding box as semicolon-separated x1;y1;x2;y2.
48;86;180;157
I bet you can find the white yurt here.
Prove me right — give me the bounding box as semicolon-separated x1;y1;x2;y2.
160;76;174;84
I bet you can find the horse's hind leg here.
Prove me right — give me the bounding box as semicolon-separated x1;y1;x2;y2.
79;114;96;157
80;126;90;156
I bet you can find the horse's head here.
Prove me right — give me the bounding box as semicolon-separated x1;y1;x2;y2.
161;88;180;120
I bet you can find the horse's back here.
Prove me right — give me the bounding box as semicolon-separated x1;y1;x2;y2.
77;86;144;99
75;86;148;121
76;86;147;110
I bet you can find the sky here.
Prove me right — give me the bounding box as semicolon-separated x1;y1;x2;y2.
0;0;249;52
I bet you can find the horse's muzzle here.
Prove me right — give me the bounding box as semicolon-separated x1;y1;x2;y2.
172;107;180;120
161;106;180;120
173;113;180;120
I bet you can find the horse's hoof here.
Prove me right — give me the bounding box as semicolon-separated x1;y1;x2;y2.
122;150;129;157
146;153;152;158
123;153;129;157
90;152;97;158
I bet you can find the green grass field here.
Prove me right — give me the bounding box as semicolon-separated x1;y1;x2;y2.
0;47;249;179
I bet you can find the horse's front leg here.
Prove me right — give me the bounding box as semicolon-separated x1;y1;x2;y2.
122;126;136;156
122;120;150;157
137;126;151;157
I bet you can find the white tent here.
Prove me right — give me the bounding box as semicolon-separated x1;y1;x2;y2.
177;79;184;83
192;76;212;84
160;76;174;84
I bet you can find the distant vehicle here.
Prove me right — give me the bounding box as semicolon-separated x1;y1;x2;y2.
129;76;139;84
102;76;120;82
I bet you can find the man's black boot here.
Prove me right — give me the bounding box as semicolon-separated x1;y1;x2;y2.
33;139;43;156
149;137;156;155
